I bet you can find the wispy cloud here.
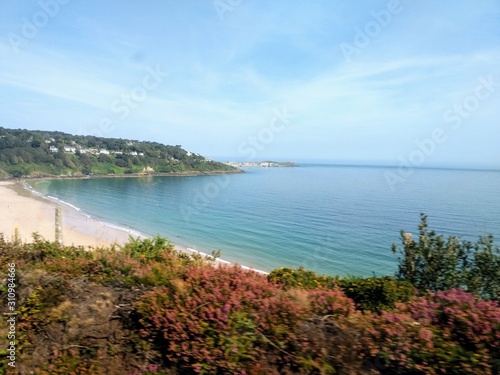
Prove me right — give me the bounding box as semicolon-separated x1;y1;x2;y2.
0;1;498;166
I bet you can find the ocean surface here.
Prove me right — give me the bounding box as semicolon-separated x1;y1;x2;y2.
32;165;500;277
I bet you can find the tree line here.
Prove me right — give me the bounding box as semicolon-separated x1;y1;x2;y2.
0;127;237;177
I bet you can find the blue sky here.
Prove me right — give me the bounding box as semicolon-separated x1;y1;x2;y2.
0;0;499;168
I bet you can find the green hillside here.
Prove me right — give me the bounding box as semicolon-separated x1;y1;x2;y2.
0;127;239;178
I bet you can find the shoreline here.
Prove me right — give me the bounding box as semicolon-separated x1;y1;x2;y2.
0;181;132;248
0;180;267;274
0;169;244;183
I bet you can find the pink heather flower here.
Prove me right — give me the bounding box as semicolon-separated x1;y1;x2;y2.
147;364;159;371
222;303;230;313
419;328;433;341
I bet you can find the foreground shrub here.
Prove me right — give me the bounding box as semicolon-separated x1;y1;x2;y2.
268;267;414;312
308;287;356;317
135;265;303;373
393;213;500;300
338;276;415;312
267;266;337;290
121;235;175;262
361;289;500;374
3;234;500;374
135;266;363;374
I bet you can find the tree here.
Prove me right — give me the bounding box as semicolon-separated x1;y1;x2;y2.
62;154;76;169
0;126;239;178
98;153;112;163
115;159;128;168
392;213;500;299
466;234;500;300
79;153;93;167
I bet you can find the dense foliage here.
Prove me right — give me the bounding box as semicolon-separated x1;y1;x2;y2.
0;127;238;178
1;228;499;374
392;213;500;300
268;268;415;312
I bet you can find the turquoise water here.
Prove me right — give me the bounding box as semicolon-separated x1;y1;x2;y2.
33;165;500;277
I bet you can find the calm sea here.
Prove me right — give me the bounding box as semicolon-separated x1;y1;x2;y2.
32;165;500;277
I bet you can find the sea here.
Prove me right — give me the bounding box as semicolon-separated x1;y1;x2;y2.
31;165;500;277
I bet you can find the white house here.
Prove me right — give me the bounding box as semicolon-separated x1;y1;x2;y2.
64;146;77;153
99;149;110;155
49;146;58;153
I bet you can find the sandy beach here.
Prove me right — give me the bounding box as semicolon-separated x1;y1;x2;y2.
0;180;267;273
0;181;132;247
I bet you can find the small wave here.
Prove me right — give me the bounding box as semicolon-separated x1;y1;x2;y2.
104;222;148;239
38;190;149;239
186;248;268;274
46;196;81;212
21;182;42;196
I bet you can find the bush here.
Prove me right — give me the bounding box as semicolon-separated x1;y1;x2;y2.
121;235;175;262
361;289;500;374
269;268;414;312
3;233;499;374
135;265;307;373
393;213;500;300
267;267;337;290
338;276;415;312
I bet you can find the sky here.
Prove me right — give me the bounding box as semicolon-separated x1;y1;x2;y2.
0;0;499;168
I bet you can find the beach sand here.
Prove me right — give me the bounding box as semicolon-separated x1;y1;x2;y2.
0;181;131;247
0;180;268;273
